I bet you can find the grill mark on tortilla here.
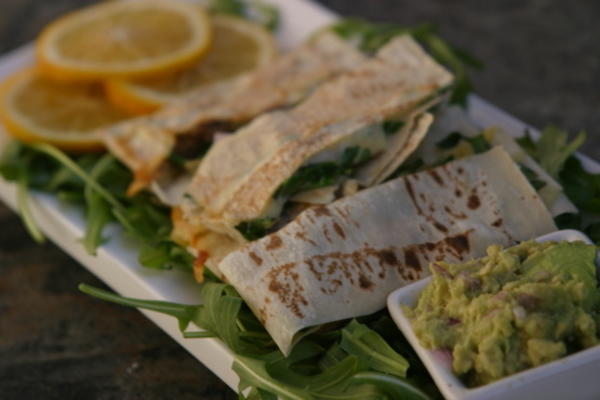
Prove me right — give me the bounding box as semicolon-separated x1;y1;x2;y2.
267;262;308;319
332;222;346;239
444;206;467;219
249;251;263;266
323;225;333;243
467;193;481;210
313;205;332;217
403;248;422;271
404;175;450;234
266;234;283;250
444;230;472;258
428;170;444;186
295;231;318;246
492;218;503;227
455;188;463;197
294;232;474;295
358;274;374;290
434;222;448;233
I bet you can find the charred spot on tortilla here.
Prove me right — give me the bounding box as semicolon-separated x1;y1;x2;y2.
332;222;346;239
403;248;422;271
358;273;374;290
434;221;448;233
467;192;481;210
444;205;467;219
444;230;472;257
492;218;503;227
249;251;263;266
312;205;332;217
427;169;445;186
266;234;283;250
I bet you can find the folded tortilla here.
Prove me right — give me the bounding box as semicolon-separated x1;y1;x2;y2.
177;35;453;268
100;31;367;195
413;106;577;216
218;147;557;355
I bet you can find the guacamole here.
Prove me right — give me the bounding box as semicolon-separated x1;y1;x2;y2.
406;240;600;386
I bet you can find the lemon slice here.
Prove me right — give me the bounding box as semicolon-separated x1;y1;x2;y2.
105;15;276;114
0;68;130;152
37;0;212;81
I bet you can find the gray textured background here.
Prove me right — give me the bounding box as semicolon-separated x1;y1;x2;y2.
0;1;598;399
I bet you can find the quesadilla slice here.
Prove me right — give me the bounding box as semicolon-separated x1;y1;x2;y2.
411;106;577;216
218;146;557;355
101;31;367;195
175;35;454;274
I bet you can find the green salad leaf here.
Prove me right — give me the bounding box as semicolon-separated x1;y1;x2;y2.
517;126;586;178
435;131;491;154
79;282;435;399
0;141;193;270
275;146;372;199
515;125;600;245
210;0;279;31
340;320;409;377
237;147;374;241
518;164;547;191
236;217;278;241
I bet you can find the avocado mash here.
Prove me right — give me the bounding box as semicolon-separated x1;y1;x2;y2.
406;240;600;387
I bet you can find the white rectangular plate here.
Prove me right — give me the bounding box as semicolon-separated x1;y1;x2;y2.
0;0;599;395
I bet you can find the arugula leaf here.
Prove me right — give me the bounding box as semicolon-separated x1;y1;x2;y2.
584;222;600;244
80;281;435;399
239;147;374;241
350;372;430;400
518;126;586;178
16;160;45;244
275;146;372;199
435;131;463;149
554;212;582;230
519;164;547;191
82;154;115;255
236;217;277;241
330;19;481;106
234;355;311;400
275;162;340;198
339;147;372;170
436;131;491;154
559;156;600;214
79;283;200;331
518;125;600;246
0;141;193;270
381;120;404;136
340;320;409;377
210;0;279;31
193;283;245;352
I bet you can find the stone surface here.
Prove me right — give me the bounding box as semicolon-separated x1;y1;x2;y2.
0;1;598;399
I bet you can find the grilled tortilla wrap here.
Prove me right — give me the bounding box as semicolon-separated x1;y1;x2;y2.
177;35;453;269
101;31;367;195
218;147;557;355
413;106;577;216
